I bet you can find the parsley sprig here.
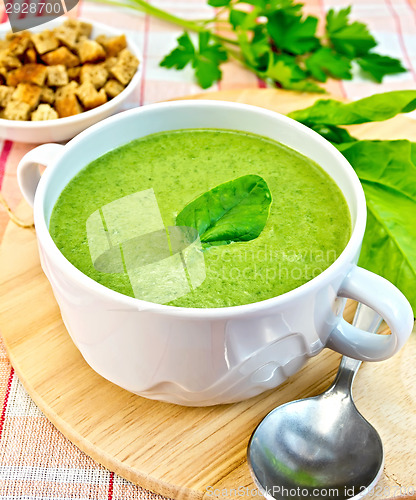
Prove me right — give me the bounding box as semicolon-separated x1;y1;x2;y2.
99;0;406;91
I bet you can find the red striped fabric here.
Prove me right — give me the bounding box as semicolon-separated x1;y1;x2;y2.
0;367;14;440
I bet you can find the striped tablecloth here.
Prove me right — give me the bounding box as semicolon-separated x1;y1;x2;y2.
0;0;415;498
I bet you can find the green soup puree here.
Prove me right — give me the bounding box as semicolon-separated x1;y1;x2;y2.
50;129;351;308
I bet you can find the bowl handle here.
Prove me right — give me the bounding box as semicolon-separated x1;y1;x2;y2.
17;144;64;207
327;265;414;361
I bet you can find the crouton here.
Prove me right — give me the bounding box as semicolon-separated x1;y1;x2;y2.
40;86;55;104
0;50;22;70
0;68;7;83
103;79;124;99
31;103;59;120
63;19;92;38
80;63;108;89
55;80;81;117
47;65;69;86
103;56;117;71
67;66;81;81
76;81;107;109
54;24;78;50
41;47;80;67
4;100;31;120
12;82;42;110
8;31;32;56
95;34;107;45
0;85;13;107
55;92;82;117
24;47;38;64
98;34;127;57
77;39;106;64
31;30;59;55
7;64;47;86
55;80;78;98
78;21;93;38
110;49;139;85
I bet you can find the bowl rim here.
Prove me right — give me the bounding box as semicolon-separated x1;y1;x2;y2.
34;99;367;319
0;16;142;129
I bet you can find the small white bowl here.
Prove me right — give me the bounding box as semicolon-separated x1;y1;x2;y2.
0;17;142;143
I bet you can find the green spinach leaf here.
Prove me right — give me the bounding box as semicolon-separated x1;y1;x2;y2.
176;174;272;247
338;140;416;311
359;185;416;312
307;123;357;144
288;90;416;125
287;91;416;311
339;140;416;198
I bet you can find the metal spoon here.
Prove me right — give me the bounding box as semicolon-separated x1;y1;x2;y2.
248;304;384;500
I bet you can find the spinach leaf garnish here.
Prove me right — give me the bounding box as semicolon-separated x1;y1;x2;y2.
176;174;272;248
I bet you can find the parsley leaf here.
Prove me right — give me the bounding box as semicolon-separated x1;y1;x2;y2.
195;32;228;88
267;11;320;55
357;53;407;83
236;27;269;69
270;54;307;80
229;8;259;30
137;0;408;91
160;33;195;70
262;55;325;93
160;32;227;89
326;7;377;57
207;0;231;6
253;0;303;16
249;26;270;64
305;47;352;82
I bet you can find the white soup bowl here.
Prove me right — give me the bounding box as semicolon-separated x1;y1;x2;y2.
17;101;414;405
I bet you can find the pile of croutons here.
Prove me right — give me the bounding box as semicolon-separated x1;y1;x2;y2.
0;19;140;121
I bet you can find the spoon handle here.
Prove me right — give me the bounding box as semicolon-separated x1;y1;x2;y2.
331;303;383;394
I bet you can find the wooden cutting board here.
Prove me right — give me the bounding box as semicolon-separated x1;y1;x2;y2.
0;89;416;500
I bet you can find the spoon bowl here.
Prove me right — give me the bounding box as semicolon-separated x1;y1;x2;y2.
248;304;384;500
